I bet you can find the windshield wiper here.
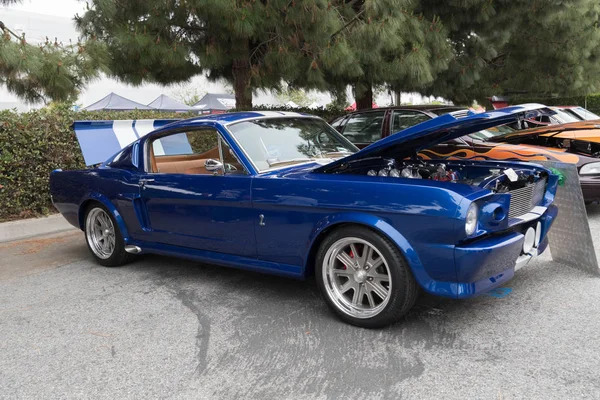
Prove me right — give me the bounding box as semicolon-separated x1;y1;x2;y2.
266;157;314;167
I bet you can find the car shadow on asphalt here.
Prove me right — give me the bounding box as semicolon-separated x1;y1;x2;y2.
122;253;462;335
586;203;600;216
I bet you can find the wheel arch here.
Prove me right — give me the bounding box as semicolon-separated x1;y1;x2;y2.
78;193;131;240
303;213;426;285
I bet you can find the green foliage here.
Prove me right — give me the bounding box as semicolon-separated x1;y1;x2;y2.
316;1;453;108
0;21;107;102
420;0;600;103
0;105;347;222
275;86;317;107
75;0;358;108
0;107;193;222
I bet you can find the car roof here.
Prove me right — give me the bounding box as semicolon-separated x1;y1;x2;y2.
342;105;466;114
168;111;313;127
148;111;321;138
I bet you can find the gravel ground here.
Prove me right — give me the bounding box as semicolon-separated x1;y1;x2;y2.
1;206;600;399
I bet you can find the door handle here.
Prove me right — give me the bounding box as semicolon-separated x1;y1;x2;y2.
139;178;155;188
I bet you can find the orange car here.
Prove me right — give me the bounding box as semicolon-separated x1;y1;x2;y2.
470;121;600;201
334;107;600;203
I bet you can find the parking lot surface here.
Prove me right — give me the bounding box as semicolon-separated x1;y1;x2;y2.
2;206;600;399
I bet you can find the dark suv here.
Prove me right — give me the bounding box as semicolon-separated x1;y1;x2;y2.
330;105;467;148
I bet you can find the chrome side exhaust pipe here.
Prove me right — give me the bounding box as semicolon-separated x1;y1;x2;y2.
124;245;142;254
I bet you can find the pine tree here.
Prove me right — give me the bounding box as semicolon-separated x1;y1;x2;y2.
318;1;453;110
0;6;105;103
75;0;359;109
418;0;600;103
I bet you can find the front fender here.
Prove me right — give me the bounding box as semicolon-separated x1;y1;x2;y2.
78;192;131;241
304;212;446;294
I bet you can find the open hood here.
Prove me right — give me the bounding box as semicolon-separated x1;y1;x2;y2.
319;104;553;171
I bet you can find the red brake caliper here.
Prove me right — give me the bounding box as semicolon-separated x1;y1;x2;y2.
342;249;354;270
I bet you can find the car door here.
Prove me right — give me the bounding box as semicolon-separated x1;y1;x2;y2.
136;127;256;257
420;138;474;160
340;110;386;148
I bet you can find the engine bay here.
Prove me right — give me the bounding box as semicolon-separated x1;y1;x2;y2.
344;158;548;192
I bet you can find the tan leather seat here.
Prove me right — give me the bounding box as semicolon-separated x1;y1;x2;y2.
151;146;220;175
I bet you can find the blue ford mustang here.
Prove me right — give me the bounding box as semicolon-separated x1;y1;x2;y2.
50;105;558;328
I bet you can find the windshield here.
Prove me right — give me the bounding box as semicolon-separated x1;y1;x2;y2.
469;125;516;141
552;109;580;124
572;107;600;120
227;117;358;172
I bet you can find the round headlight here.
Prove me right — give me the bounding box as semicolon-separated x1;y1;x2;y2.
580;162;600;175
465;203;478;236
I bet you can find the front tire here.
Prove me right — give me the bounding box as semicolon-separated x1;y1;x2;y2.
315;226;418;328
84;204;134;267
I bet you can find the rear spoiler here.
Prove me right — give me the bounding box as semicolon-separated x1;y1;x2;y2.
72;119;179;166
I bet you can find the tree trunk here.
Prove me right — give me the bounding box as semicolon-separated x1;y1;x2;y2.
394;91;401;106
355;85;373;110
232;40;252;110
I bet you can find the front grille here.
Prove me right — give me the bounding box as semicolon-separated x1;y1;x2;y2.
508;178;547;219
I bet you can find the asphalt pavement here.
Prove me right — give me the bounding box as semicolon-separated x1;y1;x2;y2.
2;207;600;399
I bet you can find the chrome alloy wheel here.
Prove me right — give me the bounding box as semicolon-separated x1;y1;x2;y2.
322;237;392;319
86;208;116;259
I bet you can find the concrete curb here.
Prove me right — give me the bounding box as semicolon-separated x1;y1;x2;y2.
0;214;77;243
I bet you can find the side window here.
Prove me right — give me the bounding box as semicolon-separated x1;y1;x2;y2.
342;111;385;144
391;111;431;133
330;116;348;133
531;116;550;123
152;130;218;156
148;129;245;175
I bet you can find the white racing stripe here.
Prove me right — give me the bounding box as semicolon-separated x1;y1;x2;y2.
112;120;138;148
153;140;165;156
135;120;157;137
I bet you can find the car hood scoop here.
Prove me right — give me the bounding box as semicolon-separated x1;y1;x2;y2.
317;104;552;172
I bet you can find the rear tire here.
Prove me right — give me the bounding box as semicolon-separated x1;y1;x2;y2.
315;226;418;328
84;203;135;267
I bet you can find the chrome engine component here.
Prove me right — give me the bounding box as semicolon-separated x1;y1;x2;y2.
363;161;547;217
401;167;421;179
389;168;400;178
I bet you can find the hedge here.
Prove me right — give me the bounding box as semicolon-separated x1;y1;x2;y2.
515;94;600;115
0;105;347;222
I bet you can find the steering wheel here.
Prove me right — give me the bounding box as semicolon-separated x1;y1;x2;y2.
225;163;238;172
